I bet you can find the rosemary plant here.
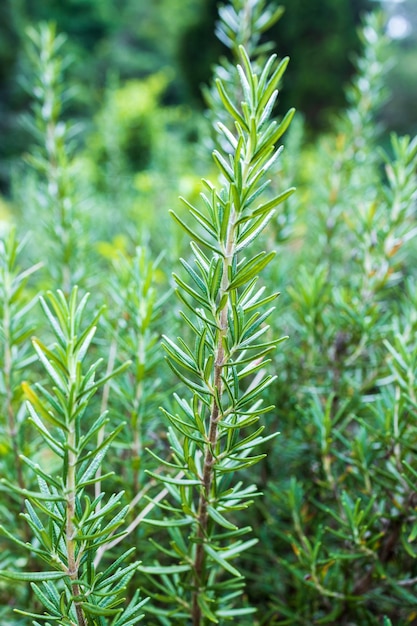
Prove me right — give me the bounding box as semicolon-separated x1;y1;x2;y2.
0;288;147;624
0;230;41;494
204;0;285;144
22;23;87;293
93;245;170;569
0;230;42;615
140;25;295;624
254;13;417;625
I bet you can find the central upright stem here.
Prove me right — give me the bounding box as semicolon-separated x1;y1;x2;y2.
191;207;237;626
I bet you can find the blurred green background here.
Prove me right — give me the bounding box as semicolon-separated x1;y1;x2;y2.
0;0;416;193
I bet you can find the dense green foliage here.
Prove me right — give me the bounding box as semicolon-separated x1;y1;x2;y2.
0;0;417;625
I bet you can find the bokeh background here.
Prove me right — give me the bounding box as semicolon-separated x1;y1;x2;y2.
0;0;416;194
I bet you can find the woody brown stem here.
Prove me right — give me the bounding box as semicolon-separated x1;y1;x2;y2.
191;208;236;626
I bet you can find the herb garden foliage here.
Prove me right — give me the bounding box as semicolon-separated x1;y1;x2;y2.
0;1;417;626
243;11;417;626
